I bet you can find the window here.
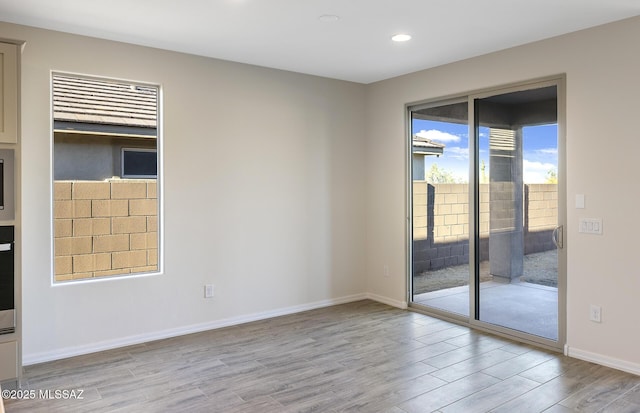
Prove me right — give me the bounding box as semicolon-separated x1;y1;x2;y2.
122;148;157;178
52;73;161;282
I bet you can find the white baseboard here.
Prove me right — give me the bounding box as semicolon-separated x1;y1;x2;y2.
366;292;408;309
565;345;640;376
23;293;368;366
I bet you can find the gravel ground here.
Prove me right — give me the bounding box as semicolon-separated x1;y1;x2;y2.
413;250;558;294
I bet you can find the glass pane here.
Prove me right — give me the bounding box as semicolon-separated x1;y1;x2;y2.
123;149;157;177
411;102;470;316
476;86;559;340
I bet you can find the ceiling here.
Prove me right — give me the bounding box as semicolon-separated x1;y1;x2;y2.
1;0;639;84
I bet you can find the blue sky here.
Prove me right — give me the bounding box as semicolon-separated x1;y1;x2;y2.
413;119;557;183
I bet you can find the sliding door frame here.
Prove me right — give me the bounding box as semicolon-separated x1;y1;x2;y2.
406;95;471;325
407;75;567;352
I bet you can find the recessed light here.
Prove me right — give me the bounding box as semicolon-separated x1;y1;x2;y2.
318;15;340;23
391;34;412;42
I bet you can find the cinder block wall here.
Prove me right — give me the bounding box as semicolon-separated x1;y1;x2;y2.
413;182;557;273
525;185;558;230
53;179;158;281
524;183;559;254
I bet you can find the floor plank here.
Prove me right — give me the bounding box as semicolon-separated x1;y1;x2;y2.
3;300;639;413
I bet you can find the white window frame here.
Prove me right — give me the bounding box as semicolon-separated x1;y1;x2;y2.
51;71;164;284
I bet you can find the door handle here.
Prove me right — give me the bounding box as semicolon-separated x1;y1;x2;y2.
0;243;11;252
552;225;563;249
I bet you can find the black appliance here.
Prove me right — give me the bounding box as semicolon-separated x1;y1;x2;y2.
0;226;14;335
0;149;14;221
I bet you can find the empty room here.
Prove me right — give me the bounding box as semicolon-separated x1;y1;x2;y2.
0;1;640;412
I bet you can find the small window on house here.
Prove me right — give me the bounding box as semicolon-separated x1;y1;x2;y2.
122;148;157;178
52;73;161;282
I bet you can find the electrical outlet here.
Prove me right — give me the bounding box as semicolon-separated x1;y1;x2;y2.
204;284;215;298
383;265;390;278
589;304;601;323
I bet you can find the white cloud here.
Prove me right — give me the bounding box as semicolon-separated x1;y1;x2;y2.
415;129;461;143
524;159;556;183
524;159;555;171
536;148;558;155
446;146;469;160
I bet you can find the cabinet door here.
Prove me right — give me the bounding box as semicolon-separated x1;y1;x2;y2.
0;43;17;144
0;341;17;382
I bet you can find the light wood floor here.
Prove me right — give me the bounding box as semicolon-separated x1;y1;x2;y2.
4;300;640;412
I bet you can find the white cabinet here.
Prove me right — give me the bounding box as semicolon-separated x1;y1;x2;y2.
0;41;18;386
0;43;18;144
0;341;17;382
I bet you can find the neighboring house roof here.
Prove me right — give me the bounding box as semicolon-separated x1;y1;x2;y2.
53;74;157;137
412;135;445;156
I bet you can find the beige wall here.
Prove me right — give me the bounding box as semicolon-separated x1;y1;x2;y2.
4;15;640;373
366;16;640;370
2;21;367;363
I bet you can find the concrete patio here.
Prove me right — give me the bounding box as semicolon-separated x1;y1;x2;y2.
412;250;559;341
413;280;558;340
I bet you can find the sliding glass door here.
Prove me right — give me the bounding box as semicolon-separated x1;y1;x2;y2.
409;79;565;348
410;100;471;317
474;84;561;342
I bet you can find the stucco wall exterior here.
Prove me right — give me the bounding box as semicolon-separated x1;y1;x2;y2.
54;133;156;181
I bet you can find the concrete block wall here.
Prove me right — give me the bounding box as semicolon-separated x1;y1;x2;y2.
413;183;489;243
524;183;559;254
54;179;158;281
413;182;557;273
525;184;558;230
413;182;474;272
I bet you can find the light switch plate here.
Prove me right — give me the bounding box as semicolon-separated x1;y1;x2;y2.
575;194;585;209
579;218;602;234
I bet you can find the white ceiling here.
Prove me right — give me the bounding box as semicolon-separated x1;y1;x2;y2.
1;0;639;84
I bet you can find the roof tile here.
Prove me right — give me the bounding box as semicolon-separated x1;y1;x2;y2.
52;75;157;129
